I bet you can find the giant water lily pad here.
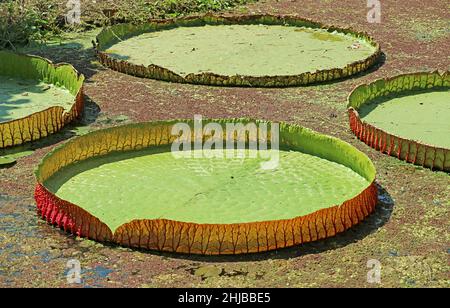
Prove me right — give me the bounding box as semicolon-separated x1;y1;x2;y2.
348;71;450;171
0;149;35;168
94;15;381;87
0;51;84;148
35;119;377;255
0;156;16;167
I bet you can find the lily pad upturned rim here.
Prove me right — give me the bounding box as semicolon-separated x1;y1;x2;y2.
94;14;382;88
35;119;378;255
0;51;85;149
347;71;450;172
0;156;17;167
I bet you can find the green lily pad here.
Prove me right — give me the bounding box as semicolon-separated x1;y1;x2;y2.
0;147;35;159
0;51;85;149
0;149;34;168
105;24;378;77
0;156;16;167
44;147;371;231
36;119;378;255
9;150;35;159
348;71;450;171
0;76;75;124
194;266;223;279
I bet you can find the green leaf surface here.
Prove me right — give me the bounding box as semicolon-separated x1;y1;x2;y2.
0;156;16;167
